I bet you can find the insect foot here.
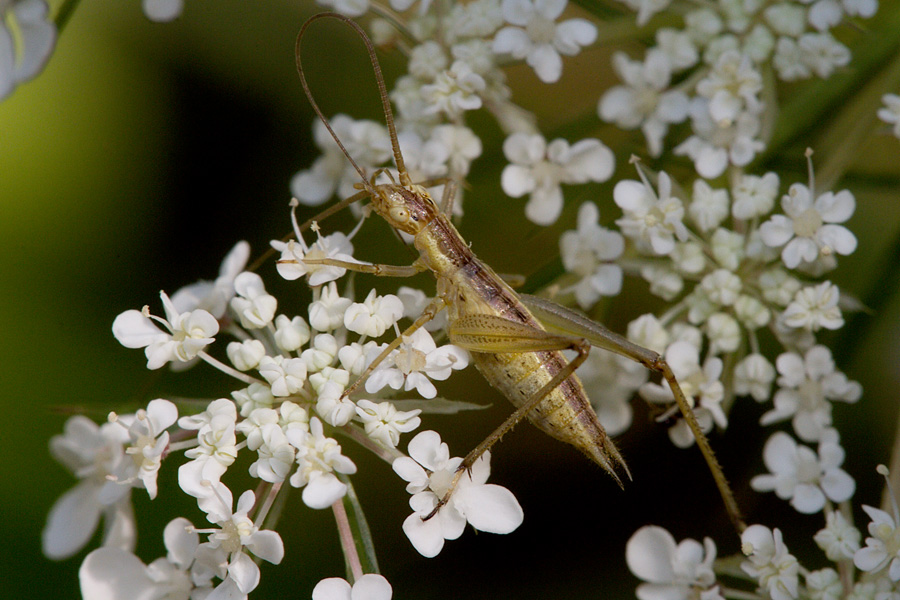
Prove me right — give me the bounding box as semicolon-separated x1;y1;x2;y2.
392;431;523;558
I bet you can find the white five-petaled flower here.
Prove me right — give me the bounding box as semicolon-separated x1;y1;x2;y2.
246;421;296;483
286;417;357;509
0;0;57;101
312;574;393;600
309;281;354;331
732;172;780;220
178;399;238;498
493;0;597;84
750;430;855;514
599;50;690;157
759;184;857;269
855;503;900;580
117;399;178;499
79;517;208;600
815;510;861;561
502;132;614;225
626;525;723;600
113;291;219;370
420;60;486;119
392;431;523;557
675;97;765;179
639;341;726;448
734;353;776;402
355;400;422;448
43;416;135;561
195;484;285;599
760;345;861;441
559;202;624;309
615;171;689;256
696;50;763;126
878;93;900;139
259;355;309;398
365;328;470;399
273;229;358;288
741;525;800;600
230;272;278;329
344;289;405;338
782;281;844;331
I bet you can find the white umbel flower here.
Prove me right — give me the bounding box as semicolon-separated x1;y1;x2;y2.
113;291;219;370
392;431;523;557
855;503;900;580
750;430;855;514
43;416;135;560
615;171;689;256
759;184;857;269
783;281;844;331
639;341;726;448
231;272;278;329
313;574;393;600
365;329;469;399
741;525;800;600
626;525;723;600
344;290;405;338
761;345;861;441
502;132;614;225
559;202;624;309
493;0;597;84
195;484;284;599
599;50;689;157
286;417;357;509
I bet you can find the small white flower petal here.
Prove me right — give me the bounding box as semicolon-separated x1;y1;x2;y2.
455;483;523;534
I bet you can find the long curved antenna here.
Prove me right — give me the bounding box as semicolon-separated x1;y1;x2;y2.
295;12;411;192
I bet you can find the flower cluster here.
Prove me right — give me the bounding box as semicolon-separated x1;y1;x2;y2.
628;465;900;600
34;0;897;597
601;0;875;178
289;0;614;223
557;155;861;459
44;225;518;596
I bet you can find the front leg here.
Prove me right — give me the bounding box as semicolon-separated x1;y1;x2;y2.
288;256;428;278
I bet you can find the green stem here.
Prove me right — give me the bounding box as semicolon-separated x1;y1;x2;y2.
337;473;380;578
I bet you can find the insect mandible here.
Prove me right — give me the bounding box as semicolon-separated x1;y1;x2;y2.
292;12;744;532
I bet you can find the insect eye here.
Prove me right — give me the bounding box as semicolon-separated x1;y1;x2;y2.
389;207;410;224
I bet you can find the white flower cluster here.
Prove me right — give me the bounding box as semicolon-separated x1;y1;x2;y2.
44;231;520;596
290;0;613;224
628;464;900;600
557;158;860;457
601;0;875;177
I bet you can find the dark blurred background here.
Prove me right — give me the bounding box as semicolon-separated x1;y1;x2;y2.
3;1;900;598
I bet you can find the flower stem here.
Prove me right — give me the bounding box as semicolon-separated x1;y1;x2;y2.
337;473;380;578
198;351;263;385
332;490;364;583
341;423;403;465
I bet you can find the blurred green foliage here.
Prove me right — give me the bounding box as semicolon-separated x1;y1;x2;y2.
3;2;900;599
